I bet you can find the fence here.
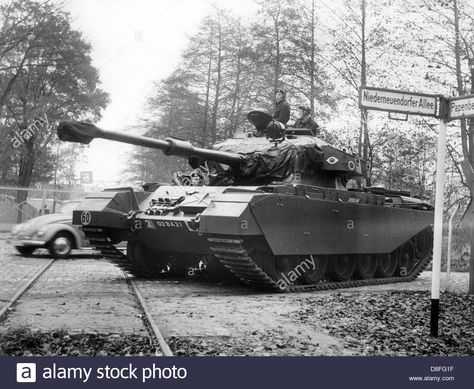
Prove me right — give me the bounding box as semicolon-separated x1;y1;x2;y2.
0;186;92;232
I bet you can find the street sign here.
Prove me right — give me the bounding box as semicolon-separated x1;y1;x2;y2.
80;171;93;184
359;87;438;117
360;85;448;336
449;94;474;120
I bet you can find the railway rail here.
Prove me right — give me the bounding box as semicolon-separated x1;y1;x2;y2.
0;258;55;320
125;274;173;356
0;254;173;356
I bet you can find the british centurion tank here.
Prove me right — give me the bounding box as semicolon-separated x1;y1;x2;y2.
57;111;434;292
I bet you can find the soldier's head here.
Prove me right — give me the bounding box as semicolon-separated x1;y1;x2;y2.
275;88;286;103
299;105;311;116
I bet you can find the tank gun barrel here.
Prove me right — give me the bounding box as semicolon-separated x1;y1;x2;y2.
56;120;241;167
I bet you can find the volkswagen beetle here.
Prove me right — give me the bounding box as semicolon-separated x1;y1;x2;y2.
10;200;89;258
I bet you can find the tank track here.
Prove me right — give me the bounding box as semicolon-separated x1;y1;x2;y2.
82;227;145;276
208;235;432;292
83;227;172;278
83;226;432;291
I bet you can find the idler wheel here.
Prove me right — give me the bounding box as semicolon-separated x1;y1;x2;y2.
327;254;356;282
300;255;328;284
354;254;377;279
375;252;397;278
396;242;416;277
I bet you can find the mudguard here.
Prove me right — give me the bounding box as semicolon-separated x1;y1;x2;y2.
72;188;140;229
41;223;85;249
248;194;433;256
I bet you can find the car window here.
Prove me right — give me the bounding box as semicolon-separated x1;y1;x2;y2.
59;201;81;214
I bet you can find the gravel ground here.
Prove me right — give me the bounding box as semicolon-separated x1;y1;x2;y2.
135;278;348;356
0;255;148;336
0;234;147;336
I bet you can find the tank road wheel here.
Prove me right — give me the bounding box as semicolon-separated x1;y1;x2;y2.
396;242;416;277
257;253;302;286
127;241;151;273
375;252;397;278
169;256;190;277
127;241;168;275
327;254;356;282
300;255;328;284
275;256;301;279
354;254;377;279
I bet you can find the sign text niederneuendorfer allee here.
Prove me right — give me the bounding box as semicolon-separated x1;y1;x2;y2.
362;90;435;110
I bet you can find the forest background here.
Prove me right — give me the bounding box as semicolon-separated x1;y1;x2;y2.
1;0;473;268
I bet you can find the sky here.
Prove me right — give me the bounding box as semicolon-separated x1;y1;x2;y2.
66;0;259;187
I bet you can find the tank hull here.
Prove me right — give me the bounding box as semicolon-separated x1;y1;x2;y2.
200;189;432;256
73;184;433;291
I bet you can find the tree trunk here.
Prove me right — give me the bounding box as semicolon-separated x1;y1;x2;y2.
16;138;35;223
229;52;242;138
211;16;223;144
273;2;281;90
0;46;30;114
452;0;474;294
309;0;315;113
358;0;370;186
203;40;213;146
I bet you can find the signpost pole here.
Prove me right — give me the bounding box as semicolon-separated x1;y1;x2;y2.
359;87;474;334
430;116;448;337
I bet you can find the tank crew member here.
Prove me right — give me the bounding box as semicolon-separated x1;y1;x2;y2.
294;105;320;136
273;88;290;126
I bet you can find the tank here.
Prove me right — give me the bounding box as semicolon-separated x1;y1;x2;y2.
56;112;433;292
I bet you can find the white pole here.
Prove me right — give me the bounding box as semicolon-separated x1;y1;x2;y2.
431;118;448;337
446;205;459;293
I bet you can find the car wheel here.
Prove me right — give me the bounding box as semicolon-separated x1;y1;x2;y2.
48;232;74;258
15;246;36;256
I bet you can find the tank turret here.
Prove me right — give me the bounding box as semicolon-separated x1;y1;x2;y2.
57;116;367;188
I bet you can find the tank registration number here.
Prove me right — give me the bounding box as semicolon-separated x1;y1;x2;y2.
133;220;184;230
155;221;184;228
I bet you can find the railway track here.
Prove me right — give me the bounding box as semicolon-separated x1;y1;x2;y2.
0;258;56;321
0;254;173;356
124;274;173;356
